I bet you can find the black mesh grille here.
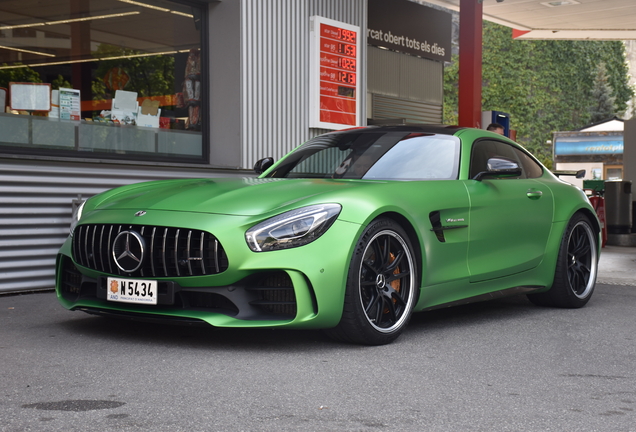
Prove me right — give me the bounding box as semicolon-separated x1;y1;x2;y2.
180;291;240;315
247;272;297;317
72;224;228;278
60;256;83;302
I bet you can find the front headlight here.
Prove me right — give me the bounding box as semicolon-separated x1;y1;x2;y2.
245;204;342;252
70;199;86;234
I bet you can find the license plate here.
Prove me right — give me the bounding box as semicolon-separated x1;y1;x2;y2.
107;277;158;305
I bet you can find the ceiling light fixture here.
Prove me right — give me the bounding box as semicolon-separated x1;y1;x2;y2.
0;45;56;57
0;49;194;70
0;11;140;31
116;0;170;13
116;0;193;18
170;10;194;18
0;57;95;70
540;1;581;7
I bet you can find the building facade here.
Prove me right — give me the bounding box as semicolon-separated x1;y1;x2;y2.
0;0;449;292
553;119;625;190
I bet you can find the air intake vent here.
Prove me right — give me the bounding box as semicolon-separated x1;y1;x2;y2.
246;272;297;317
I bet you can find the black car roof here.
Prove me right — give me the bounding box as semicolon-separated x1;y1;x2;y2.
328;124;465;136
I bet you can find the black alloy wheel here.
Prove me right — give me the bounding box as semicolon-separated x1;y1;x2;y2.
567;219;597;298
326;218;417;345
359;230;413;331
528;213;598;308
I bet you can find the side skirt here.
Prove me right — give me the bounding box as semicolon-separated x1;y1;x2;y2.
420;286;545;312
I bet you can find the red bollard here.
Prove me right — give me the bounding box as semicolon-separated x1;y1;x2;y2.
589;195;607;247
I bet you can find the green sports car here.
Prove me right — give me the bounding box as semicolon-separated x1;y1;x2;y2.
56;125;600;345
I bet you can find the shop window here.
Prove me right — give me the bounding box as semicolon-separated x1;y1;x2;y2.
604;165;623;180
0;0;205;163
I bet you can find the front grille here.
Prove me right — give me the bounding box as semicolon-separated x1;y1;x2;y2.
72;224;229;278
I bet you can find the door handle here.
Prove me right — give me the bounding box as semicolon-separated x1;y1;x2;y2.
527;189;543;199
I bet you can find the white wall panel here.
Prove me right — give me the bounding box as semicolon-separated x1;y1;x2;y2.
240;0;366;168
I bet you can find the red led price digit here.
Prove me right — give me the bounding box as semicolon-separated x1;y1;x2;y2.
337;28;357;43
338;43;356;57
338;72;356;85
339;58;356;71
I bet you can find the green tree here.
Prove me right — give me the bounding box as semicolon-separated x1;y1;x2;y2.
589;62;616;123
0;65;42;88
443;53;459;125
51;74;71;90
92;44;175;100
444;22;634;166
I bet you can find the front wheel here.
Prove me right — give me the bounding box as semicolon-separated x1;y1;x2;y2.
528;213;599;308
325;218;418;345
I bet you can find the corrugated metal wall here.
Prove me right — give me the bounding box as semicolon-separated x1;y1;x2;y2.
240;0;367;168
0;159;245;294
367;45;443;124
371;94;443;124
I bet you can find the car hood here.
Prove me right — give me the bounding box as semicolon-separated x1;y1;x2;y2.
91;177;376;216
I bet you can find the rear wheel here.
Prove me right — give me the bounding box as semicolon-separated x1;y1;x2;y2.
528;213;598;308
325;218;417;345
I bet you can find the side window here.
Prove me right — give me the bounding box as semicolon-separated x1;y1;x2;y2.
514;149;544;179
470;140;503;179
364;135;460;180
470;140;542;179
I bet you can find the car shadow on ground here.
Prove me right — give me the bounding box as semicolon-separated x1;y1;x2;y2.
56;311;335;351
408;293;540;330
54;293;546;351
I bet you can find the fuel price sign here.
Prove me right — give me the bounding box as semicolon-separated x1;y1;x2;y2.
310;16;360;129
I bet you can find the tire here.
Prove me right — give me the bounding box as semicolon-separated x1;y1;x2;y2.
528;213;599;308
325;218;418;345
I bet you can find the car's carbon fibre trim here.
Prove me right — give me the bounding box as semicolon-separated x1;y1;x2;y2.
75;307;209;326
428;211;468;243
421;286;545;311
430;225;469;231
348;124;465;135
59;255;298;321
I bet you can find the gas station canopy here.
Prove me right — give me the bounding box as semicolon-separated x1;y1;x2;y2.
422;0;636;40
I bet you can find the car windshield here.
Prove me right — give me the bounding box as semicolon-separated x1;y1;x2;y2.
264;130;460;180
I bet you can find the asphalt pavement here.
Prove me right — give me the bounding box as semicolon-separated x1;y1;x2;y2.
0;246;635;432
597;245;636;286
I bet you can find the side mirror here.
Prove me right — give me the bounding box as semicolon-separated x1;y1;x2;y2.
473;157;522;181
254;157;274;174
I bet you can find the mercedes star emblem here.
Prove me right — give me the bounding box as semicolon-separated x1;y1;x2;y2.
135;210;147;217
112;230;145;273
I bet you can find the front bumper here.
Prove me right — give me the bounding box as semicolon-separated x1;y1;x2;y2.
56;212;362;329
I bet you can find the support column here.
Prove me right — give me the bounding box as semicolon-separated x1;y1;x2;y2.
458;0;483;128
70;0;92;116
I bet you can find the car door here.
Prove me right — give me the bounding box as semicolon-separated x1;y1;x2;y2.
464;139;554;283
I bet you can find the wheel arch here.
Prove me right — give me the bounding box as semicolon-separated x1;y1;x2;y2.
576;207;601;236
528;209;599;307
566;207;602;256
372;211;424;289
